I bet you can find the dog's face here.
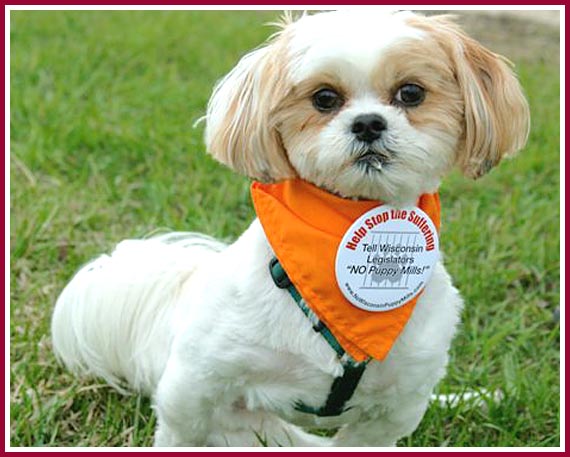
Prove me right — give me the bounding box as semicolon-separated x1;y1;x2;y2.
205;10;530;204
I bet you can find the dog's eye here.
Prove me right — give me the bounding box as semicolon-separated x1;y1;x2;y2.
394;84;425;107
312;88;344;112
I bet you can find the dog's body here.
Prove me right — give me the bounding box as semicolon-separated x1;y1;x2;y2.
52;10;529;447
53;223;461;446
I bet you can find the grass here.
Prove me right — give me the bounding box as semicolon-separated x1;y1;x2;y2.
9;10;560;447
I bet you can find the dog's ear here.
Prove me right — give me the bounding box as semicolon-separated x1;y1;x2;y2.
441;18;531;178
420;16;530;178
205;38;295;182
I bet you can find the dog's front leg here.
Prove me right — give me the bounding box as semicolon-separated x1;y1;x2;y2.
153;352;226;447
332;398;430;447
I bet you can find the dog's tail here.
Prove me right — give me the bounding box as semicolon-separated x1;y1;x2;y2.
51;233;226;395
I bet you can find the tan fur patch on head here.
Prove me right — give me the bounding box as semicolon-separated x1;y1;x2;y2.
406;14;531;178
274;74;348;134
372;38;464;137
205;28;297;182
270;75;346;179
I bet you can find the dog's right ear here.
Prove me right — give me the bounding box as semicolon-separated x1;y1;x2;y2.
423;15;530;179
205;38;296;182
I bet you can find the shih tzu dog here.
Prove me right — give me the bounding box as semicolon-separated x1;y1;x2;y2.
52;10;530;447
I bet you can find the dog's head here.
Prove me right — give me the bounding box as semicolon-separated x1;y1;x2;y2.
205;10;530;204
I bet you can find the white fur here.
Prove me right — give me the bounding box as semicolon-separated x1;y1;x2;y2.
52;233;225;394
302;94;456;205
287;10;423;84
52;9;526;447
277;11;459;205
53;221;461;446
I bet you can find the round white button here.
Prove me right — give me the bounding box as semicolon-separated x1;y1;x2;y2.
335;205;439;312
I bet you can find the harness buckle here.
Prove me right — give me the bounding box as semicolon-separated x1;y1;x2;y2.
268;257;370;419
269;257;292;289
312;320;325;332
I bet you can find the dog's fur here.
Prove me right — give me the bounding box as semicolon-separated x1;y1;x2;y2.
52;10;530;446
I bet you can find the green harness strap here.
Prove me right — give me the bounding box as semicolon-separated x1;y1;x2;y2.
269;257;369;417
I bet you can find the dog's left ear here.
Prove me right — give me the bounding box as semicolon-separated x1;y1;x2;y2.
204;35;295;182
433;17;531;178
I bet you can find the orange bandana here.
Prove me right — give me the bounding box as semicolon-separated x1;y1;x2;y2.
251;179;441;362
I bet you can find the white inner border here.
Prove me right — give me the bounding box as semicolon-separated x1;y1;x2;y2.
5;4;564;453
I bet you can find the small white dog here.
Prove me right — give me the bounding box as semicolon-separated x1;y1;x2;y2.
52;10;530;447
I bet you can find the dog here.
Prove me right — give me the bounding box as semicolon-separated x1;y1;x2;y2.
52;10;530;447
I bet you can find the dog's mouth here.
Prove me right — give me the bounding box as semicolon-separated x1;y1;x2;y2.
355;149;391;172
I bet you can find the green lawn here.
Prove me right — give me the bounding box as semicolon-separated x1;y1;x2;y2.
9;10;560;447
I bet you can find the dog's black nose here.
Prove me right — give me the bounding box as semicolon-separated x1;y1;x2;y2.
351;114;387;143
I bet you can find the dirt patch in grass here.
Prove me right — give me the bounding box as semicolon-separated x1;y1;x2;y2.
425;10;560;66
